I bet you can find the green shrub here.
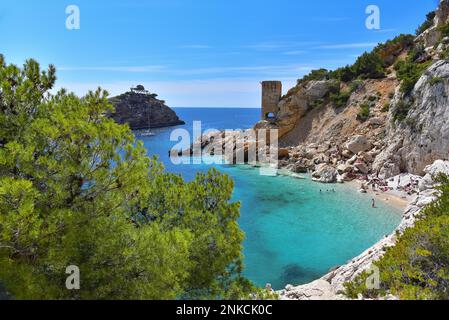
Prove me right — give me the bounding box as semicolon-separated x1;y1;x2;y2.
329;36;414;83
288;34;414;94
331;66;355;82
297;69;331;85
310;98;325;109
381;103;390;112
0;55;256;300
357;103;371;121
438;22;449;38
330;90;351;108
416;11;436;35
394;52;432;95
349;80;364;93
352;52;386;79
345;175;449;300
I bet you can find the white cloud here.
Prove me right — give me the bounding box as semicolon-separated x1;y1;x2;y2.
58;64;313;77
178;44;212;49
55;77;299;108
314;42;378;49
283;50;306;55
244;41;318;51
173;64;312;76
58;66;167;73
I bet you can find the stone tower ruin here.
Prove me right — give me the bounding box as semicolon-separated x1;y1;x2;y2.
261;81;282;120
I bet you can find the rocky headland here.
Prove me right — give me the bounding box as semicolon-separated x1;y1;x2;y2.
109;86;185;130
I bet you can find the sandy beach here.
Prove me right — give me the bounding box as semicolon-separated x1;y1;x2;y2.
347;173;423;211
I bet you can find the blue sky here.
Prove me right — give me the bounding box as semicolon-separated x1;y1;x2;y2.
0;0;438;107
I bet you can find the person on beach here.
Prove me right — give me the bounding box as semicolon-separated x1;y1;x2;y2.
372;198;376;208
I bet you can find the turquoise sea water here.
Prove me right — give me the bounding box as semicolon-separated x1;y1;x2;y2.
139;108;402;290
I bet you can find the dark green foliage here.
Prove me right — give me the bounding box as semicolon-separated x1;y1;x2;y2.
309;98;325;109
0;55;265;300
345;175;449;300
330;53;383;82
297;68;331;85
330;34;414;83
357;103;371;121
416;12;436;35
289;34;414;97
394;50;433;95
331;66;355;82
438;22;449;38
348;80;364;93
351;52;385;79
330;90;351;109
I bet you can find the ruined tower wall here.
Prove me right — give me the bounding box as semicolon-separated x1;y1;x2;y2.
261;81;282;120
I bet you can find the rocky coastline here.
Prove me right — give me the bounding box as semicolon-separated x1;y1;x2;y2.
278;160;449;300
180;0;449;300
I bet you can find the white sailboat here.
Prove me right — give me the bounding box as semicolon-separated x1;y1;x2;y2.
141;130;155;137
139;86;155;137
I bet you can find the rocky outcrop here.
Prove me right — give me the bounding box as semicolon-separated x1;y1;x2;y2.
109;90;185;130
345;135;372;155
373;60;449;178
416;0;449;49
419;159;449;191
256;80;340;140
312;164;338;183
279;160;449;300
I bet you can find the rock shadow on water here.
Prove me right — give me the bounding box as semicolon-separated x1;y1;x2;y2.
255;191;303;206
278;263;322;288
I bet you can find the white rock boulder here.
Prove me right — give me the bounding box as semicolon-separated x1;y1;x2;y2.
345;135;372;155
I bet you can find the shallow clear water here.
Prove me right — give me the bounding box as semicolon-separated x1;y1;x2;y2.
139;108;402;290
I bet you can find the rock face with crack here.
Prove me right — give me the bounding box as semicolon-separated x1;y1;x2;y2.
373;60;449;178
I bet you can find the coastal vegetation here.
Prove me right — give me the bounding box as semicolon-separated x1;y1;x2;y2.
356;103;371;122
329;89;351;109
282;31;434;129
416;12;436;35
286;34;416;99
0;55;265;300
344;175;449;300
394;51;433;95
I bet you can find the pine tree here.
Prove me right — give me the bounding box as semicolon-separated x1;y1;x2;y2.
0;55;261;300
